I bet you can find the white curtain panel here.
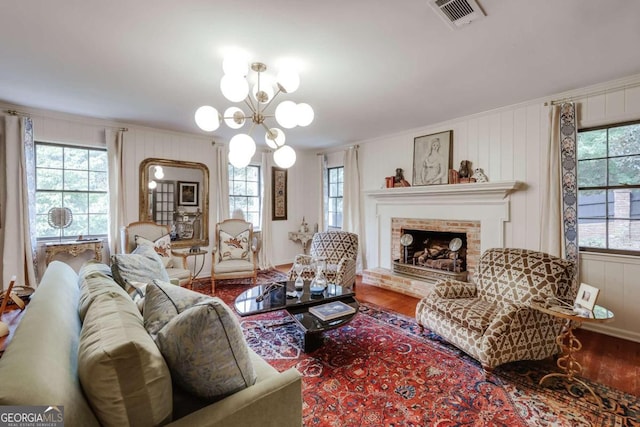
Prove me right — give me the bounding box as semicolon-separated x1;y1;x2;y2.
317;154;327;232
258;152;274;270
342;146;366;271
215;144;230;222
2;116;37;288
540;105;563;257
106;128;126;255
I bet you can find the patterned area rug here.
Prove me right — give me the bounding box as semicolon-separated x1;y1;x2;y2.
193;271;639;427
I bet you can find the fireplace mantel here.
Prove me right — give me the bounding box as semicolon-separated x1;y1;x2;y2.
365;180;524;201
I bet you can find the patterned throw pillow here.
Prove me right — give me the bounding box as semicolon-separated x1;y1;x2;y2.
111;244;170;289
143;280;210;339
219;230;250;261
136;234;173;268
143;281;256;401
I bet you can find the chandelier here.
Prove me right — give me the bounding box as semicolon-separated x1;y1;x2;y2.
194;58;314;169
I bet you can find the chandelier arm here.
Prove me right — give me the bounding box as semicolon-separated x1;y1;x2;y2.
244;97;257;115
261;87;282;114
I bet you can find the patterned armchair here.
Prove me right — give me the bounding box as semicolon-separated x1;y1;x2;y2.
121;221;192;287
416;248;577;370
211;219;257;294
288;231;359;290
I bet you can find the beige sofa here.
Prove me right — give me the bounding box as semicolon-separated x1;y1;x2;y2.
0;261;302;427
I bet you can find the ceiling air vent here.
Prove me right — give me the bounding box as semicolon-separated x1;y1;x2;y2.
429;0;485;29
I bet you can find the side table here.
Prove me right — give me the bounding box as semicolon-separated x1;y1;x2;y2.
532;303;614;408
174;249;208;279
288;231;315;254
45;239;103;266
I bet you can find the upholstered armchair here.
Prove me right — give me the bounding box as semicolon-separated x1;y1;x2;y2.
211;219;257;294
121;221;192;287
288;231;359;290
416;248;577;370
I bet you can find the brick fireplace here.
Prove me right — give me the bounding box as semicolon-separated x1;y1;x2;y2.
363;181;522;298
391;218;481;283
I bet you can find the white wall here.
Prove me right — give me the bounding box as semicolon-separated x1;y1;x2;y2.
3;72;640;341
350;74;640;342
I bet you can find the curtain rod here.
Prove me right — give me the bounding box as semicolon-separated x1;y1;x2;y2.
317;144;359;155
545;80;640;106
4;109;30;117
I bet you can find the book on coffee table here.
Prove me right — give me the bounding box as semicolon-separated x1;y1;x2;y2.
309;301;356;321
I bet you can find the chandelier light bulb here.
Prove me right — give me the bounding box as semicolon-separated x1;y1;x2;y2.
265;128;285;149
296;103;314;127
222;56;248;76
220;74;249;102
229;133;256;157
153;166;164;179
276;68;300;94
194;105;220;131
228;149;252;168
224;107;246;129
148;180;157;190
273;145;296;169
275;100;299;129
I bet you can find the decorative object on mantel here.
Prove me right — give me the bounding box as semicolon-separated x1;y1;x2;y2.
472;167;489;183
393;168;411;187
412;130;453;186
194;56;314;169
458;160;471;178
448;169;460;184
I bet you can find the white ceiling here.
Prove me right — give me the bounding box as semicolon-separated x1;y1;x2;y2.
1;0;640;150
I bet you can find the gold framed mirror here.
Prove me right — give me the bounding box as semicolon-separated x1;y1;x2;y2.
139;158;209;248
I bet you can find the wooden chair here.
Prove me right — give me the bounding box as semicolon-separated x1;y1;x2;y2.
0;277;25;338
211;219;258;294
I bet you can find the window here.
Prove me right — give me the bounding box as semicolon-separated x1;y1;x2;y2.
577;121;640;254
327;166;343;228
228;164;261;228
35;142;109;239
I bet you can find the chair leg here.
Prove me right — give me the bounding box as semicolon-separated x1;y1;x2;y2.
211;278;215;295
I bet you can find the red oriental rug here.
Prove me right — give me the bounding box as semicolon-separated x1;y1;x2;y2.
193;272;639;427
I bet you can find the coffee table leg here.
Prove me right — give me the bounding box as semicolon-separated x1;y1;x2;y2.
304;332;323;353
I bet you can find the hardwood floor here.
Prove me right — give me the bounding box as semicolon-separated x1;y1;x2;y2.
275;265;640;397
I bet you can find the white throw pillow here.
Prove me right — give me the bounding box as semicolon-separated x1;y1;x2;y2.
136;234;174;268
219;230;250;261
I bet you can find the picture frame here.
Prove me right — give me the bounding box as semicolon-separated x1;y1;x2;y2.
272;167;288;221
412;130;453;186
177;181;199;206
575;282;600;311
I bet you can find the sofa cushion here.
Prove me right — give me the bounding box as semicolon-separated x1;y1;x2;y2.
78;260;131;321
136;233;174;268
78;291;172;427
143;280;210;339
144;281;256;401
111;244;170;288
156;300;257;401
219;229;250;261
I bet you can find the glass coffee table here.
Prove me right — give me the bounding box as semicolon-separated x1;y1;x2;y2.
235;281;359;352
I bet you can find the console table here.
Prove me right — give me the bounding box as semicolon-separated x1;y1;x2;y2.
288;231;315;254
45;240;103;266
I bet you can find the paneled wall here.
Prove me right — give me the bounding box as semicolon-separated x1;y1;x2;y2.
355;74;640;342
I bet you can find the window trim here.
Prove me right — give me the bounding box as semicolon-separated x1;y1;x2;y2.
34;141;109;242
228;163;262;230
577;120;640;256
327;166;344;229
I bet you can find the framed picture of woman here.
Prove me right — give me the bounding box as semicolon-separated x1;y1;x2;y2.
412;130;453;186
178;181;199;206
